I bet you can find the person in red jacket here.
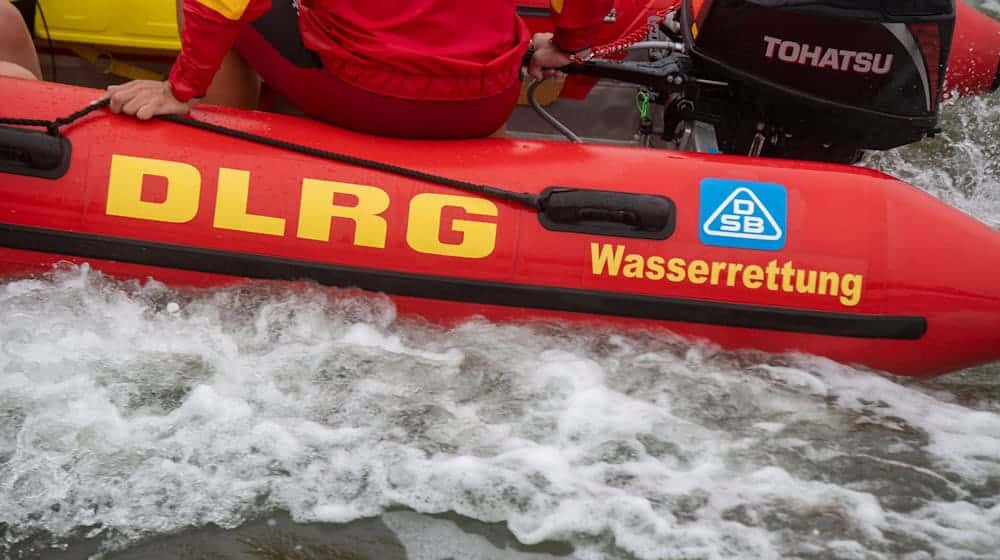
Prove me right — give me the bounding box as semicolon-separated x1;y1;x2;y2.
103;0;612;139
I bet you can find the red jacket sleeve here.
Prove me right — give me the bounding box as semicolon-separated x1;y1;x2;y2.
550;0;614;53
168;0;271;102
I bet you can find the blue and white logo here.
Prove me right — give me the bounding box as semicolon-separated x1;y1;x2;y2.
699;179;787;251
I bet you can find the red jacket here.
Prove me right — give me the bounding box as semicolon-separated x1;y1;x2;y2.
169;0;614;103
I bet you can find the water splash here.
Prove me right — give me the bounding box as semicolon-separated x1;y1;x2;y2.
866;95;1000;229
2;265;998;559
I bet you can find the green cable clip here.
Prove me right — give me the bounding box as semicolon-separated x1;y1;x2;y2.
636;90;651;121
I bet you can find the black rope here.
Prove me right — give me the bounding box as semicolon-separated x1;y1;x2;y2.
0;99;542;210
0;98;109;135
160;114;541;209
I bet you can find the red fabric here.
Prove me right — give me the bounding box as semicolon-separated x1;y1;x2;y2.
169;0;272;102
170;0;611;103
551;0;615;52
234;26;520;138
298;0;527;101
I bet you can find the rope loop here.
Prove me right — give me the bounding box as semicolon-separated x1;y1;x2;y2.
0;98;110;137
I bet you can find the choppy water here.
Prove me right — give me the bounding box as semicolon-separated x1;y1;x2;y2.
2;263;999;560
866;94;1000;229
3;11;1000;559
0;207;996;560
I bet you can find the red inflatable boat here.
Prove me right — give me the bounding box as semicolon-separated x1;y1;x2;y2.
1;77;999;378
947;0;1000;95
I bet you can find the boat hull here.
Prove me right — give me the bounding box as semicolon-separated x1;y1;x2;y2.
2;78;1000;378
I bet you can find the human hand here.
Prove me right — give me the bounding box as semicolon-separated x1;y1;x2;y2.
527;33;591;82
101;80;197;120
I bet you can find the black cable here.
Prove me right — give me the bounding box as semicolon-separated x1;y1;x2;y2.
0;99;542;210
34;0;57;83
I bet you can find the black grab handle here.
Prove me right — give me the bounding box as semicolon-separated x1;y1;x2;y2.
0;125;71;179
538;187;676;239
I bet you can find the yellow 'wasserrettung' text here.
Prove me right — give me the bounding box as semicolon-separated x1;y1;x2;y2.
590;243;864;307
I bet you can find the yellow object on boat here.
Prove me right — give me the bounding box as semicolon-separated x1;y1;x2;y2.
32;0;180;51
66;44;166;80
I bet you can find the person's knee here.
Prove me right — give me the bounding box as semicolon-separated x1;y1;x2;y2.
0;2;41;79
0;0;22;20
0;2;30;51
0;61;37;80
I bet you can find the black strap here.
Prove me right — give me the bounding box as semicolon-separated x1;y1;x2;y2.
0;99;542;210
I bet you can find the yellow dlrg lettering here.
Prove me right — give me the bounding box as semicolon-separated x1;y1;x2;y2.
406;193;497;259
213;168;286;236
297;179;389;248
106;154;200;223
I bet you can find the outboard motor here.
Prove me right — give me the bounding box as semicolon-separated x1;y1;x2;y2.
679;0;956;162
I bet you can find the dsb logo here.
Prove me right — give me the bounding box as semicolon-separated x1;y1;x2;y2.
718;198;768;234
699;179;787;251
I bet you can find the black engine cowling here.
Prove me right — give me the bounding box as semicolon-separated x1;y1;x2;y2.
680;0;955;161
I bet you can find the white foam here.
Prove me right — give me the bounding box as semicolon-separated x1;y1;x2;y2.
977;0;999;16
2;260;1000;560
